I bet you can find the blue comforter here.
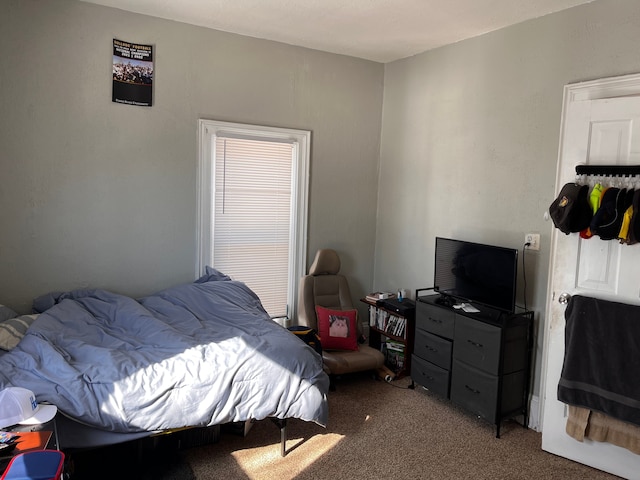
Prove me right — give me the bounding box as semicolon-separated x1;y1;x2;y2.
0;269;329;433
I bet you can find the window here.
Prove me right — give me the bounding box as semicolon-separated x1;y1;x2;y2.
197;120;310;324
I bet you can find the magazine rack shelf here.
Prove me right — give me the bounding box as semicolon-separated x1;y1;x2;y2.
361;297;415;379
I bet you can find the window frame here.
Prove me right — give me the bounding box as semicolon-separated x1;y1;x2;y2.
196;119;310;323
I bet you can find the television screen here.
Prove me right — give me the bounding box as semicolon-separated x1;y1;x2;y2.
434;237;518;313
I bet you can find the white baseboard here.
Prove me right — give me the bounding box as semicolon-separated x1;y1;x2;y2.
528;394;540;431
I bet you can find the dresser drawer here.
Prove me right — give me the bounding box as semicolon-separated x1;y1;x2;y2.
411;354;450;398
450;358;498;421
450;358;526;420
414;329;452;370
453;315;501;374
416;302;454;339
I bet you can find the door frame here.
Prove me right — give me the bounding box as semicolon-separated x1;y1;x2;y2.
540;72;640;431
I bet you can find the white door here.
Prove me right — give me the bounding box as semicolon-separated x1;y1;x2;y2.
541;75;640;479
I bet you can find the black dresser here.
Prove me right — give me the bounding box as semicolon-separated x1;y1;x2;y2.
411;291;533;437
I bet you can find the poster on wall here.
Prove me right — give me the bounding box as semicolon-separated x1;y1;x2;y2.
112;39;154;106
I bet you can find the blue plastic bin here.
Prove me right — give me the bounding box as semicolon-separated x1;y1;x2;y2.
0;450;64;480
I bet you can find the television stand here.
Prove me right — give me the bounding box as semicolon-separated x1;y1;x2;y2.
411;288;533;438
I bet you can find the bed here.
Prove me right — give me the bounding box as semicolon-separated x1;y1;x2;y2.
0;267;329;454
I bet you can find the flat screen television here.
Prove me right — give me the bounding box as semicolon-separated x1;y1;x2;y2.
434;237;518;313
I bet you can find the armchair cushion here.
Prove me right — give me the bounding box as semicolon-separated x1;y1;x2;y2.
315;306;358;351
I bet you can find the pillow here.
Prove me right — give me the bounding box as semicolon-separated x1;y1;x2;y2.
0;314;38;351
315;306;358;351
0;305;18;323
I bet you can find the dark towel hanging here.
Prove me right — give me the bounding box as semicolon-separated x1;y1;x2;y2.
558;295;640;427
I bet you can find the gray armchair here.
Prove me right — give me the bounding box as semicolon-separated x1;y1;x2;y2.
297;249;384;386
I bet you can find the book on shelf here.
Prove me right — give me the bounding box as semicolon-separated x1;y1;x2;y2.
368;306;407;339
370;308;388;331
384;340;405;372
386;339;404;352
365;291;395;303
393;316;406;338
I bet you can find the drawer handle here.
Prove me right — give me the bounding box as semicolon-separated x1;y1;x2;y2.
418;370;434;380
428;317;443;324
425;345;438;352
467;339;484;348
464;384;480;395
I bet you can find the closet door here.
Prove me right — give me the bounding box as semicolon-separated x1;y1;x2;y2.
541;75;640;479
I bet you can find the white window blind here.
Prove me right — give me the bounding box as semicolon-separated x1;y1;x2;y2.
197;120;309;325
213;136;294;318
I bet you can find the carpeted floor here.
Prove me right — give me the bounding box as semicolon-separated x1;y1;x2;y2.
68;373;622;479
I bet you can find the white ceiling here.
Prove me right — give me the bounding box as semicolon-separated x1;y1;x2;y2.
80;0;596;63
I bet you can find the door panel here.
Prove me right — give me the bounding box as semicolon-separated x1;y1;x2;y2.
541;92;640;479
576;240;619;293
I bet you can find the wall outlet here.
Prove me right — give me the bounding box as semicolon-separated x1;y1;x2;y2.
525;233;540;251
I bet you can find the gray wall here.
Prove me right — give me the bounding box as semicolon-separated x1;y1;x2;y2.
376;0;640;402
0;0;383;313
4;0;640;414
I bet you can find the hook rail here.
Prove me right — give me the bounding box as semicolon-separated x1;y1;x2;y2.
575;165;640;176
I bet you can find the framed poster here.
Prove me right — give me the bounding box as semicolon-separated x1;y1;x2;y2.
112;39;153;106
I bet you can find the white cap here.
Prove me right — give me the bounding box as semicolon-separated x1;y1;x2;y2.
0;387;57;429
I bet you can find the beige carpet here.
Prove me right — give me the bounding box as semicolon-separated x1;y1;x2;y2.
182;373;621;479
